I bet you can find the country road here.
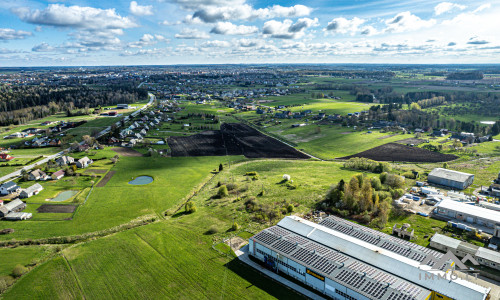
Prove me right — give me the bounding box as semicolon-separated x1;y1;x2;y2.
0;92;155;184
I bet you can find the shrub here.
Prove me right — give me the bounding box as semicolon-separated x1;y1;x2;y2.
231;222;240;231
12;265;28;278
185;201;197;214
370;177;382;190
252;175;259;181
286;203;294;213
219;163;224;171
285;181;298;189
402;171;416;179
226;182;238;191
206;226;219;235
217;185;229;197
379;172;388;184
245;171;258;176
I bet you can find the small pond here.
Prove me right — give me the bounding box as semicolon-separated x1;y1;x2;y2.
128;176;154;185
50;190;79;202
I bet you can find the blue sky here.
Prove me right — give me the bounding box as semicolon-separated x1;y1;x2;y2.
0;0;498;66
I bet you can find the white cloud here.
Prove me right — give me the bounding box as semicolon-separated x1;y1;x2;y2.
190;4;312;23
473;3;491;13
263;18;318;39
129;1;153;16
32;42;55;52
160;20;182;26
434;2;466;16
175;28;210;39
200;40;231;47
236;38;265;48
128;34;169;48
13;4;137;30
170;0;245;10
324;17;365;35
385;12;436;33
0;28;32;40
210;22;258;35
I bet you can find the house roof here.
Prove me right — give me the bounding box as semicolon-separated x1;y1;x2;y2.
4;199;24;210
428;168;474;183
78;157;91;163
30;169;46;177
23;183;43;194
1;181;19;190
53;170;65;177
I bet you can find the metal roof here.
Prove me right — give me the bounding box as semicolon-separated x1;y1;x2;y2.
430;234;461;249
428;168;473;183
266;216;490;300
253;223;430;300
23;183;43;194
320;216;443;266
437;199;500;223
476;247;500;263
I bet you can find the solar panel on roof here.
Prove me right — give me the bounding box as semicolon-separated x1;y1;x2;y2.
268;226;291;237
302;242;330;255
291;248;319;265
323;251;349;264
395;282;422;298
334;269;366;289
348;261;378;276
361;281;388;299
253;231;280;246
271;239;297;254
311;256;337;275
284;234;309;245
386;291;416;300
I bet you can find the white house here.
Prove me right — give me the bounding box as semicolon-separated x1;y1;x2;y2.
20;183;44;199
76;157;93;168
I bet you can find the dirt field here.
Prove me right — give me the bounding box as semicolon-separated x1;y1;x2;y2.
112;147;143;157
37;204;77;213
224;236;248;251
340;143;457;162
396;138;427;145
168;123;310;159
84;169;108;174
97;171;116;187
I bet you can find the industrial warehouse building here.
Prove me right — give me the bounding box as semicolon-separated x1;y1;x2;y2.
430;234;500;271
433;199;500;234
250;216;490;300
427;168;474;190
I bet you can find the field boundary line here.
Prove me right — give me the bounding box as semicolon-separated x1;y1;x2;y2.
62;253;87;300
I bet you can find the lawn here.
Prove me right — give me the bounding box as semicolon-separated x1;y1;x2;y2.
2;219;301;300
0;156;240;240
264;124;409;159
0;246;51;278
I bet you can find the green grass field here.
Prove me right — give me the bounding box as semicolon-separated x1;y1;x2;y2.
0;156;238;240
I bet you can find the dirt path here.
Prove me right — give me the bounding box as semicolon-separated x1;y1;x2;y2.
111;147;143;157
96;171;116;187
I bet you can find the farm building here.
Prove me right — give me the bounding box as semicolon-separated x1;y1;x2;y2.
52;170;65;180
28;169;50;181
4;212;32;221
117;104;129;109
0;181;20;195
56;155;74;166
76;157;93;168
0;153;14;161
430;233;500;271
433;199;500;233
19;183;44;199
0;199;26;218
250;216;490;300
427;168;474;190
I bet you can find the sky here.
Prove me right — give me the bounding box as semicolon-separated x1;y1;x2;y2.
0;0;499;66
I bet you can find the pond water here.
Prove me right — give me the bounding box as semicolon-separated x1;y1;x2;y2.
128;176;153;185
50;190;78;202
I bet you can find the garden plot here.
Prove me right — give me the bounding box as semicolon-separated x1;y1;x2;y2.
340;143;458;162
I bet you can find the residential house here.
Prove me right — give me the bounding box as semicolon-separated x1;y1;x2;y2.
76;157;93;168
20;183;44;199
0;153;14;162
52;170;65;180
28;169;50;181
0;181;20;195
56;155;74;166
